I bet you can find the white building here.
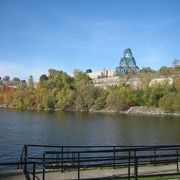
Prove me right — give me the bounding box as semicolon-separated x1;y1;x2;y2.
87;69;116;79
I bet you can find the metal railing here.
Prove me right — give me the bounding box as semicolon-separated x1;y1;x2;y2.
41;146;180;180
0;144;180;180
0;161;37;180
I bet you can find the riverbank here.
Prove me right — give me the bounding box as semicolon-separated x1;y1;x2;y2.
125;106;180;116
93;106;180;116
0;104;180;116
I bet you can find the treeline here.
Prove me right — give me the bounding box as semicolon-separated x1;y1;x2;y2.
0;67;180;113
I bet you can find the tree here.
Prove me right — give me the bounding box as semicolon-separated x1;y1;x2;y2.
55;88;74;110
173;77;180;91
159;91;180;113
143;82;173;107
3;76;10;82
173;92;180;112
3;91;14;105
73;69;91;85
75;80;99;111
18;80;27;89
35;88;49;108
48;69;57;77
12;77;20;86
159;92;176;112
159;66;172;76
28;76;34;89
106;87;128;111
44;69;73;90
141;67;155;73
86;69;92;73
93;88;108;110
38;74;48;88
41;91;56;109
39;74;48;82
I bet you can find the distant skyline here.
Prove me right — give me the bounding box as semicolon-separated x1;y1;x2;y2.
0;0;180;80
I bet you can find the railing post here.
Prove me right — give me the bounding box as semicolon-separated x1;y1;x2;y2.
24;144;28;173
77;152;80;180
135;157;138;180
154;147;157;166
134;149;136;169
43;153;45;180
128;150;131;180
72;152;74;166
33;163;36;180
62;146;64;172
177;148;179;171
113;146;116;169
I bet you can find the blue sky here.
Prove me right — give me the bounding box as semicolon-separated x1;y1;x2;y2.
0;0;180;80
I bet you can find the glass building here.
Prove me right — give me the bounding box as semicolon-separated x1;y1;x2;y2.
116;48;139;75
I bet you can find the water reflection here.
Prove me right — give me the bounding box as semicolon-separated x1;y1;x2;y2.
0;109;180;161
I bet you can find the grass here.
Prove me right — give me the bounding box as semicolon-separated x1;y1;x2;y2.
140;175;180;179
118;174;180;180
34;164;180;179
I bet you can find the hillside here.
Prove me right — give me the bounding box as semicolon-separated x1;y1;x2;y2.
0;66;180;114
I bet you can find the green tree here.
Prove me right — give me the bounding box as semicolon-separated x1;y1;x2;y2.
28;75;34;89
159;66;172;76
106;87;128;111
12;77;20;86
93;89;108;110
41;91;56;109
141;67;155;73
55;88;74;110
73;69;91;85
159;92;176;112
75;80;99;111
174;92;180;112
143;83;173;107
46;69;73;90
18;80;27;89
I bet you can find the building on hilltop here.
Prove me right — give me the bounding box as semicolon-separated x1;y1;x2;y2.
87;69;116;79
86;48;140;81
116;48;139;75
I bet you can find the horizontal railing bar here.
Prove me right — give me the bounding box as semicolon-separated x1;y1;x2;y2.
27;144;180;149
27;144;149;148
44;159;180;169
42;156;180;164
26;154;180;161
44;148;180;154
0;161;37;166
1;155;178;167
44;162;130;169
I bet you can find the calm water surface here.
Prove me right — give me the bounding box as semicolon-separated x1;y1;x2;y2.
0;109;180;161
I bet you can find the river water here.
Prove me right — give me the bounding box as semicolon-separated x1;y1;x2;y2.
0;109;180;162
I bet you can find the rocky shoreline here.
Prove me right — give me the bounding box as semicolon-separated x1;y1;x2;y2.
91;106;180;116
0;104;180;116
125;106;180;116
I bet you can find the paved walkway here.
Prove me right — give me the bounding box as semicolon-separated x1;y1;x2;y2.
0;163;180;180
